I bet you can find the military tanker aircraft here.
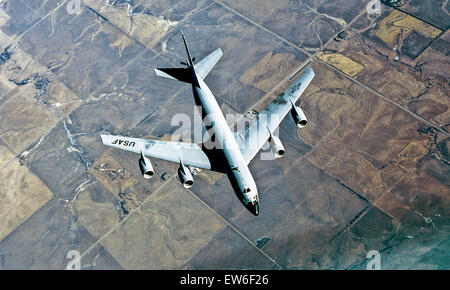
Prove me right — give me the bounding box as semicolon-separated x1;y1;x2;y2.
101;30;314;216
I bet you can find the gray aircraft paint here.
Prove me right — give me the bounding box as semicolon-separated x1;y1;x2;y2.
101;30;314;216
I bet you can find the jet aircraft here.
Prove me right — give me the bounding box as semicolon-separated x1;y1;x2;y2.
101;30;315;216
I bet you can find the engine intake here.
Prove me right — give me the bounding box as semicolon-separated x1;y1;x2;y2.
139;152;154;179
269;131;285;158
291;103;308;128
178;161;194;188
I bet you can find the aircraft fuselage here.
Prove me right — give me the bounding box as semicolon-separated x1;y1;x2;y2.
191;72;260;216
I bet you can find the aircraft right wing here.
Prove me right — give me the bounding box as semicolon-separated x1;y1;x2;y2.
234;67;315;164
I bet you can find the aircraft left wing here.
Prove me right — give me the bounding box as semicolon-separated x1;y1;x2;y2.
100;134;212;170
234;67;315;164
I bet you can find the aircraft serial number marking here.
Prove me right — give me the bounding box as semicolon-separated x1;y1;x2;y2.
290;82;302;94
112;139;135;147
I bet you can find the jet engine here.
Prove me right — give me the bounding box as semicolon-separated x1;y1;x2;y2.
291;105;308;128
178;161;194;188
269;131;285;158
139;151;154;179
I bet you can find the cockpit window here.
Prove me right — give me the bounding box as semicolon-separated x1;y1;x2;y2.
243;187;251;193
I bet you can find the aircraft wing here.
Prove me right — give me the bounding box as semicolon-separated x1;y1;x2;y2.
100;134;212;170
234;67;315;164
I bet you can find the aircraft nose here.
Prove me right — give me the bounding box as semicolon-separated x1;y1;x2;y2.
249;201;259;216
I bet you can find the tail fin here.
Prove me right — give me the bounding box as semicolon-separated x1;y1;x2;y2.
154;29;198;85
154;30;223;83
180;29;194;67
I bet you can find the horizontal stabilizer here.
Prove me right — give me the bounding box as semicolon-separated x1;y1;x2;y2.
194;48;223;79
154;67;195;84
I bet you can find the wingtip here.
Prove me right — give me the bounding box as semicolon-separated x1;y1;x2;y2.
100;134;108;144
302;66;315;79
308;66;315;78
100;134;116;145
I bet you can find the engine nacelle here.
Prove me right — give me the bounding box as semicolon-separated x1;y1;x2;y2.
269;133;285;158
291;106;308;128
139;153;154;179
178;162;194;188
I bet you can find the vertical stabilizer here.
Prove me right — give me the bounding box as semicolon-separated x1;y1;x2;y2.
180;29;194;68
